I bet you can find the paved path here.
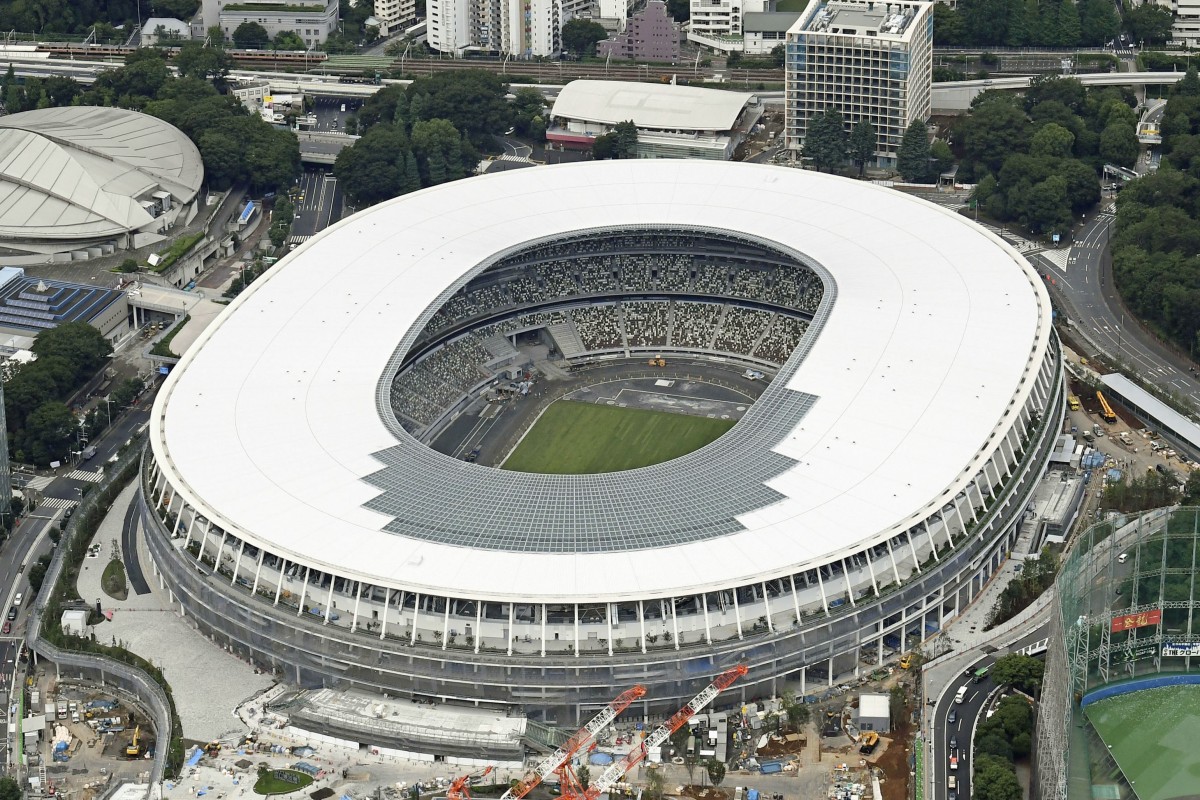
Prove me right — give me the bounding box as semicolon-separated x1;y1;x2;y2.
76;483;273;741
120;497;150;596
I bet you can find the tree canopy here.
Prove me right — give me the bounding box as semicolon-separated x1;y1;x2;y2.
562;18;609;56
934;0;1118;47
848;120;876;177
803;109;847;172
897;120;932;182
988;653;1045;694
593;121;638;159
233;21;271;49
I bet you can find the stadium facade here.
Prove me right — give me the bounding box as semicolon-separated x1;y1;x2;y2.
141;161;1062;729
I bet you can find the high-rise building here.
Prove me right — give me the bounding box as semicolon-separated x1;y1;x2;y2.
597;0;681;62
785;0;933;168
688;0;768;52
428;0;561;56
374;0;418;35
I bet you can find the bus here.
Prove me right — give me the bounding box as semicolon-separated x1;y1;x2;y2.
1067;394;1081;411
973;666;989;683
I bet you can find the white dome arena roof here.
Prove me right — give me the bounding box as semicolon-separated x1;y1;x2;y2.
0;106;202;242
152;160;1052;602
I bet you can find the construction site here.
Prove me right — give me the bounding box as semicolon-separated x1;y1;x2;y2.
18;677;157;800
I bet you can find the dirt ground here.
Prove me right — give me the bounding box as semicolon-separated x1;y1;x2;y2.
756;729;806;759
870;703;914;800
680;786;730;800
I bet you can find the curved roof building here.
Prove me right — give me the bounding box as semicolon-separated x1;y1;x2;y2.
142;161;1064;735
0;106;203;262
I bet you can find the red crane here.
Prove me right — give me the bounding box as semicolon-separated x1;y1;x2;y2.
447;766;493;800
568;665;748;800
500;684;647;800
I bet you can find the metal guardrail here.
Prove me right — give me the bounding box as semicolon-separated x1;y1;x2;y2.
24;440;171;791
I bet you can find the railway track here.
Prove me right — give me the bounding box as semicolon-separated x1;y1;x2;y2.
34;41;786;85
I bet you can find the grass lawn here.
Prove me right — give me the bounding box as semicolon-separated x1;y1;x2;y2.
502;400;735;474
101;558;127;601
254;769;314;795
1085;685;1200;799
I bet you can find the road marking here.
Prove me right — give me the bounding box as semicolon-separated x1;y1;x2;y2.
65;469;103;483
38;498;78;511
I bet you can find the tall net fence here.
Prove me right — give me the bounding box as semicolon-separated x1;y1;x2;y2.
1037;506;1200;800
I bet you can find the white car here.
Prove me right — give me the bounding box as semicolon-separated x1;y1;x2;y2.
12;593;21;606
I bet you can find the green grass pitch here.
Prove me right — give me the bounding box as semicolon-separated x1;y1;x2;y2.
501;400;736;474
1085;685;1200;799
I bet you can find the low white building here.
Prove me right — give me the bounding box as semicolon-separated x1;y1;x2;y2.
201;0;340;47
60;609;88;637
547;79;761;159
141;17;192;45
857;693;891;733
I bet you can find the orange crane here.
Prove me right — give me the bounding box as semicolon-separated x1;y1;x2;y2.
447;766;493;800
500;684;647;800
566;665;748;800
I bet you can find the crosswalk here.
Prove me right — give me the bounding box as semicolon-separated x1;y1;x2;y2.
19;476;54;492
288;234;312;245
38;498;78;511
65;469;104;483
1035;247;1072;270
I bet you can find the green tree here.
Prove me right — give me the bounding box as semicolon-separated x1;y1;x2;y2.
412;118;467;184
897;119;931;182
1173;66;1200;98
576;765;590;791
334;123;412;205
273;30;307;50
848;119;876;177
562;18;609;56
930;139;954;177
666;0;689;21
931;3;965;45
233;21;270;49
973;755;1021;800
1099;120;1138;167
32;322;113;384
406;71;512;141
0;776;21;800
1125;4;1174;45
174;41;233;87
1078;0;1119;45
1030;122;1075;158
644;769;665;800
803;109;848;172
988;653;1045;694
705;759;725;787
1183;470;1200;505
23;402;76;466
614;120;638;158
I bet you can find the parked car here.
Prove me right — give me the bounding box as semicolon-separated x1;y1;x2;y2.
2;621;11;634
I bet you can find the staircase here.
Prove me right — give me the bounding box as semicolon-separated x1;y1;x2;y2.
546;320;586;359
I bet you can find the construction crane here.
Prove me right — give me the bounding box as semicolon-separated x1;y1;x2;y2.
447;766;493;800
577;665;748;800
1097;391;1118;424
125;725;141;758
500;684;647;800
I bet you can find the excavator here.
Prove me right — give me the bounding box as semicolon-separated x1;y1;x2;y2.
126;726;141;758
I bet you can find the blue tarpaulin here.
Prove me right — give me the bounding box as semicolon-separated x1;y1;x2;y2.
238;201;256;225
186;748;204;767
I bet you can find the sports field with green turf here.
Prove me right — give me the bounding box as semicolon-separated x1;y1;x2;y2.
1085;685;1200;799
501;400;736;474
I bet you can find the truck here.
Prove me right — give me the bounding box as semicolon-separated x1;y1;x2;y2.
57;703;68;720
1067;394;1081;411
81;446;97;461
954;686;968;704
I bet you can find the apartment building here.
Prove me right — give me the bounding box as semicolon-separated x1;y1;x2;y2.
429;0;562;55
374;0;418;34
785;0;932;167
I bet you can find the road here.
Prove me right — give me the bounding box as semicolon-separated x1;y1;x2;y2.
1037;209;1200;410
929;626;1049;800
0;406;150;773
291;168;344;240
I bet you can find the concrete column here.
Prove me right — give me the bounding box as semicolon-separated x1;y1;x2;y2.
507;603;515;656
197;520;213;563
540;603;546;657
230;539;246;586
182;513;199;549
323;581;335;624
885;539;902;585
474;602;482;654
607;603;613;656
273;559;288;605
380;588;391;640
732;590;743;639
841;558;856;607
296;566;310;616
411;593;422;645
761;582;774;632
574;603;580;657
701;593;712;644
906;529;922;572
815;569;830;615
250;549;265;596
442;601;451;650
638;600;646;653
351;582;362;632
863;553;879;597
671;598;680;650
788;574;801;626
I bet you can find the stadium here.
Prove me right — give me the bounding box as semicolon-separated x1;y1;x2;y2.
140;160;1062;743
1038;507;1200;800
0;106;203;264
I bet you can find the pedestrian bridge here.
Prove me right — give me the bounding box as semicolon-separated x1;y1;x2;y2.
932;71;1186;112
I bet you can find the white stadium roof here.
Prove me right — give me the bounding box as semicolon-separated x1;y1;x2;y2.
0;106;202;241
549;80;755;131
153;161;1051;603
